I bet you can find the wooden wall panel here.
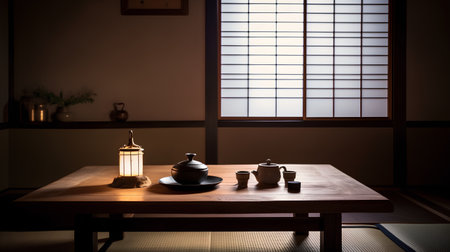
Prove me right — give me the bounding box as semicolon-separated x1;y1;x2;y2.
9;128;205;187
219;127;393;186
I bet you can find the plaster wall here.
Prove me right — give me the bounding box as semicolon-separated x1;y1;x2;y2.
406;0;450;186
14;0;205;121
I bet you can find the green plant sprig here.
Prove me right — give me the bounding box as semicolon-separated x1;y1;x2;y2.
32;87;96;107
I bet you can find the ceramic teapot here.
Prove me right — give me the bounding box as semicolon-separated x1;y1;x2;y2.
252;159;287;184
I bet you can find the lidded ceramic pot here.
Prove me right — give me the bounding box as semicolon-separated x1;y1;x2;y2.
171;153;208;184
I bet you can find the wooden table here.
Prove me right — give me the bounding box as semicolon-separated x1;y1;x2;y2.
15;165;392;252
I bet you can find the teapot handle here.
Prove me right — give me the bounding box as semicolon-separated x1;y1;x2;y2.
279;166;287;172
114;102;125;111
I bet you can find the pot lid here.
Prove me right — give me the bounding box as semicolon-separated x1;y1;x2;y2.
258;158;279;168
173;153;208;170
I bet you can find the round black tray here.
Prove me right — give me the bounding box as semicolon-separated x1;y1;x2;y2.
159;176;223;190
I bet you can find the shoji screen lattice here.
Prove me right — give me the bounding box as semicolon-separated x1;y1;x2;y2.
220;0;389;118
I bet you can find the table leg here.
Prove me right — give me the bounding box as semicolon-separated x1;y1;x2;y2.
294;213;309;236
109;214;124;241
74;214;98;252
320;213;342;252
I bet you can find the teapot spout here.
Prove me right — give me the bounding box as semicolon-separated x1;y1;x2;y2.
251;170;258;178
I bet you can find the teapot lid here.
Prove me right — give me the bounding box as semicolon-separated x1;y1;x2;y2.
258;158;279;168
173;153;208;171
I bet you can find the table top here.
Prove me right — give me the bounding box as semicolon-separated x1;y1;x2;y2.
16;165;392;214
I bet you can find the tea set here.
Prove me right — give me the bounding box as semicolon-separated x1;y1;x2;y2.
237;159;299;191
159;154;299;192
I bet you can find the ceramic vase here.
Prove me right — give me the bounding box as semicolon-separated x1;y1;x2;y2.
53;106;72;122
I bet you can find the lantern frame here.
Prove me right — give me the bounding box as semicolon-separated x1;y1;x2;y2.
111;130;151;188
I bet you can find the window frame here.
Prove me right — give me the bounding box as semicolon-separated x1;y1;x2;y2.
217;0;392;121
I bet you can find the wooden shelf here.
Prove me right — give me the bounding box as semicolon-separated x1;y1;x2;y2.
2;120;448;130
7;121;205;129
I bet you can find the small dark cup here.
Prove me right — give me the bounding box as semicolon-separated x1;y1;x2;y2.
283;170;296;186
236;171;250;188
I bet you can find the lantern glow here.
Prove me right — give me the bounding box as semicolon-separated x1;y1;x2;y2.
119;148;143;176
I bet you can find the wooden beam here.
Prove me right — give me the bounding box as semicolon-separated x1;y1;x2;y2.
205;0;219;164
392;0;407;187
320;213;342;252
7;0;15;124
90;216;322;232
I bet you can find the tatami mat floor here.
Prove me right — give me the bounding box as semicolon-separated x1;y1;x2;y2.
0;226;403;252
379;223;450;252
341;190;448;223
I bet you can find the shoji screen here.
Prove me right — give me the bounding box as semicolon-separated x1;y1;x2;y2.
306;0;389;118
220;0;389;119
